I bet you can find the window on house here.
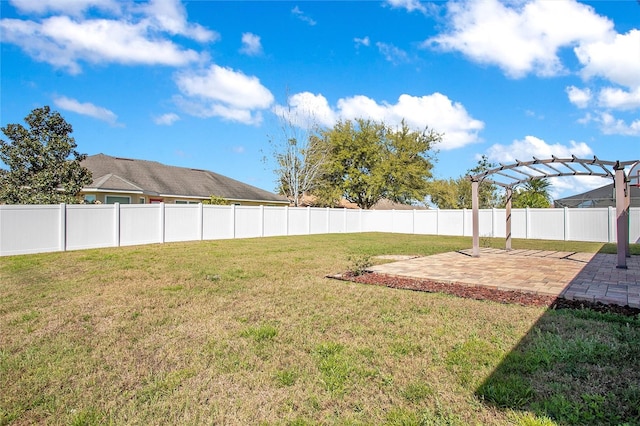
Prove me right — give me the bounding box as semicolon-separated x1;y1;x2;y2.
105;196;131;204
175;200;199;204
139;198;145;204
83;194;96;204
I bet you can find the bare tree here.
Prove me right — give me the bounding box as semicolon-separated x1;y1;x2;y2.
267;96;328;207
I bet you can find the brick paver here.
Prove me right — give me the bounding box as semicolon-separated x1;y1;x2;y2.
369;249;640;308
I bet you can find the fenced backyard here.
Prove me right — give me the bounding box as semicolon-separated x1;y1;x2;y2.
1;203;639;256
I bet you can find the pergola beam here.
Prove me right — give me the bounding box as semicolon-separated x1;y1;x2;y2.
469;157;637;268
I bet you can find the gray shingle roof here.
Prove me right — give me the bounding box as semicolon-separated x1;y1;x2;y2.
82;154;288;203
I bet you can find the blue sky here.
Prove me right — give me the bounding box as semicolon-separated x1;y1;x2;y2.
1;0;639;201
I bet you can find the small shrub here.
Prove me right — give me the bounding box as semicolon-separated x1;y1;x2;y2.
346;254;372;276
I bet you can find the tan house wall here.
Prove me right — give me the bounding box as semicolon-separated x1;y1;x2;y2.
80;191;288;206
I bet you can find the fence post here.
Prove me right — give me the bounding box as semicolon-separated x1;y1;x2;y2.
359;208;363;233
525;207;531;240
412;209;416;235
343;207;347;233
307;206;311;234
159;203;165;243
231;204;236;239
198;203;204;240
285;206;289;236
259;205;264;237
114;203;121;247
563;207;569;241
462;208;467;236
491;208;497;237
59;203;67;252
326;207;330;233
436;208;440;235
608;206;615;243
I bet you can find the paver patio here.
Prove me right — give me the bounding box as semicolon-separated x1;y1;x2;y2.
368;248;640;308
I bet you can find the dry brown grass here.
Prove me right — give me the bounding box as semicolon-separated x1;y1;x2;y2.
1;234;636;425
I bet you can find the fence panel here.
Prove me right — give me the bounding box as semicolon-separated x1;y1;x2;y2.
202;205;233;239
165;204;200;242
438;210;464;236
309;208;329;234
345;210;361;233
476;210;494;237
567;208;609;242
66;204;116;250
288;208;309;235
528;208;565;240
264;206;287;237
630;208;640;244
414;210;437;235
328;209;345;233
0;205;62;256
120;205;162;246
391;210;414;234
510;209;527;239
235;206;261;239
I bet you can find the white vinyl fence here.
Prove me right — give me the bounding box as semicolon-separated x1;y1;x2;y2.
1;203;639;257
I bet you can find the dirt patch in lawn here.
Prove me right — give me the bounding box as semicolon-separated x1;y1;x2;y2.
330;271;640;318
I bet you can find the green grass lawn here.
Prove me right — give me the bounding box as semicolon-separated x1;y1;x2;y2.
1;233;638;425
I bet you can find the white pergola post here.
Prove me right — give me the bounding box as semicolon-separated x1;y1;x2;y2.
614;164;628;269
505;187;512;251
472;179;480;257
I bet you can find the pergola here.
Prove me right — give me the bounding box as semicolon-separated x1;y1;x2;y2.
469;156;640;269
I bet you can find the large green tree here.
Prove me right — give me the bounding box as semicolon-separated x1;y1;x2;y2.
427;155;501;209
314;119;441;209
0;106;92;204
511;178;552;208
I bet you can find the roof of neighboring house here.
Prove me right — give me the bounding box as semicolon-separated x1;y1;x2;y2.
554;183;640;208
82;154;289;203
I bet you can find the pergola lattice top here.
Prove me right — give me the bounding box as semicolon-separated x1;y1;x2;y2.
468;156;639;269
469;156;638;188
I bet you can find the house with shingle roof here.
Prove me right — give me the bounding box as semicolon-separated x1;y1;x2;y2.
80;154;289;206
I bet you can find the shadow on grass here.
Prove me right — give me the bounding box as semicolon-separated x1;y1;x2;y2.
476;253;640;425
597;243;640;255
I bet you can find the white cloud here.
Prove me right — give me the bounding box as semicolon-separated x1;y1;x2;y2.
596;112;640;136
9;0;120;16
272;92;337;128
376;42;410;64
275;92;484;150
576;29;640;91
291;6;316;26
486;136;593;163
598;87;640;111
578;112;640;136
354;36;370;48
54;96;120;125
240;32;263;56
426;0;614;78
140;0;218;43
153;112;180;125
232;146;246;154
566;86;592;109
175;65;274;125
385;0;427;14
0;0;214;74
